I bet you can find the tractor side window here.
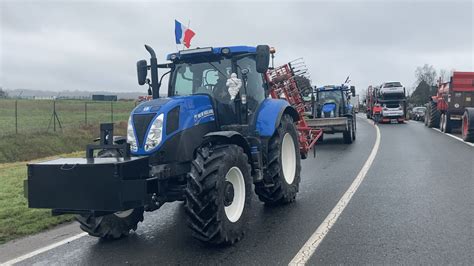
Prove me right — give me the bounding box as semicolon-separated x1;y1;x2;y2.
237;57;265;111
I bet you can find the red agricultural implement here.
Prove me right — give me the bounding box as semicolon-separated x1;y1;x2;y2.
425;71;474;142
266;59;323;158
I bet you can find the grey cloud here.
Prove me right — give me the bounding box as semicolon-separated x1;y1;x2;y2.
1;0;472;96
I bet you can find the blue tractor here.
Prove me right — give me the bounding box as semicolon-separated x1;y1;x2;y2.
25;45;303;244
307;84;356;143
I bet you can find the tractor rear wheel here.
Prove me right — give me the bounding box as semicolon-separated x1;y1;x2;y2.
76;208;144;239
426;101;440;128
462;108;474;142
255;114;301;205
343;119;353;144
185;144;252;245
352;117;356;141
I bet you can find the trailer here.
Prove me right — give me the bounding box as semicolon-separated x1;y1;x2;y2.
424;72;474;142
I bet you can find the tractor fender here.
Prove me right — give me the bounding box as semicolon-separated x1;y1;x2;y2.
255;99;299;137
203;131;252;161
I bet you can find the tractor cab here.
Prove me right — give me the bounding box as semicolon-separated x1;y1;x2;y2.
314;85;355;118
166;46;268;126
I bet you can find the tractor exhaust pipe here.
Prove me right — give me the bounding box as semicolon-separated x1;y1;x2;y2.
145;45;160;99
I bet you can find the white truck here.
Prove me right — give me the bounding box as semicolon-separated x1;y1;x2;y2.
351;94;360;113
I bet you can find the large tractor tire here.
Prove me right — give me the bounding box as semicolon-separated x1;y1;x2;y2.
462;108;474;142
426;101;440;128
352;116;357;141
76;208;144;239
76;149;144;239
255;114;301;205
185;144;252;245
343;118;354;144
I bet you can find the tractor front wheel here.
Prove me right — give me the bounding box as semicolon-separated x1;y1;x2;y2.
76;208;144;239
426;101;440;128
255;114;301;205
185;144;252;245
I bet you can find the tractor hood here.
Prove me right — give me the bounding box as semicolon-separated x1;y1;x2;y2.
132;98;172;114
129;95;216;155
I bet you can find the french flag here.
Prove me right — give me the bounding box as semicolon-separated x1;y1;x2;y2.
175;20;195;48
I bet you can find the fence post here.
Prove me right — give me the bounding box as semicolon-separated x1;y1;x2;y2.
85;102;87;125
53;101;56;132
111;101;114;123
15;100;18;134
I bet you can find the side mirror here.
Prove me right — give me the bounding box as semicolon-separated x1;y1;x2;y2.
137;60;148;85
350;86;356;96
255;45;270;73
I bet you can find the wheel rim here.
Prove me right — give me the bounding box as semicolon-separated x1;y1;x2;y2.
114;209;133;218
281;133;296;184
224;167;246;223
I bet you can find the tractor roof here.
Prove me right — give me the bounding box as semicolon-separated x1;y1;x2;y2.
315;85;350;91
166;46;257;61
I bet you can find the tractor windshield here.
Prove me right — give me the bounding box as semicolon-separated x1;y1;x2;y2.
171;59;232;98
170;55;265;125
317;90;343;106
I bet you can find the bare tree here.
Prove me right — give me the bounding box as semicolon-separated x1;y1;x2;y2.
415;64;437;86
439;68;455;83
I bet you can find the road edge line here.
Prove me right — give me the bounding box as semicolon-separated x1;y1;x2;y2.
1;232;87;265
431;128;474;147
289;118;381;266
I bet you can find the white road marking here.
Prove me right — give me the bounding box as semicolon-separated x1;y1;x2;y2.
407;120;473;147
289;118;381;265
431;128;474;147
1;232;87;265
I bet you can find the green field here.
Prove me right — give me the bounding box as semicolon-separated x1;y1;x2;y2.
0;99;133;163
0;99;136;136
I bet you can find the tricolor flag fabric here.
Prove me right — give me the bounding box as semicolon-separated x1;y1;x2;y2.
175;20;196;48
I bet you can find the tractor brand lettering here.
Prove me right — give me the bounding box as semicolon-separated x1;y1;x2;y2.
194;109;214;123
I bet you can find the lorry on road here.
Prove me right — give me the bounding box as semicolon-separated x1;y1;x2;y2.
25;45;322;245
351;94;360;113
307;85;357;143
424;72;474;142
366;82;407;123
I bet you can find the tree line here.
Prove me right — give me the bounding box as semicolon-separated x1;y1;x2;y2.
409;64;452;106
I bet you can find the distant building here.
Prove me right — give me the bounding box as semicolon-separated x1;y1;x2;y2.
92;94;117;101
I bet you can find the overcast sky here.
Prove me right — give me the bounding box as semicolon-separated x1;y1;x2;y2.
1;0;473;95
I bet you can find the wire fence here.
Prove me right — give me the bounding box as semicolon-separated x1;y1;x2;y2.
0;99;137;136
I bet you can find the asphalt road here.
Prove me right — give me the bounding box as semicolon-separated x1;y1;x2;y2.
1;117;473;265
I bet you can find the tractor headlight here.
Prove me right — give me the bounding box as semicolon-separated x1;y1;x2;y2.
127;116;138;152
145;113;164;152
